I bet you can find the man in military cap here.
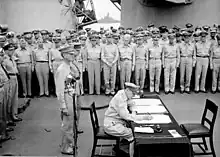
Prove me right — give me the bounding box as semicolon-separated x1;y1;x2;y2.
133;33;148;94
194;31;212;93
186;23;193;32
55;44;81;155
179;31;196;93
49;35;63;77
159;26;169;47
147;33;163;94
33;38;50;97
118;34;135;89
2;43;22;122
192;31;201;43
101;32;119;95
210;34;220;93
85;33;102;95
14;38;34;98
0;24;8;36
210;28;217;45
162;32;180;94
104;82;152;157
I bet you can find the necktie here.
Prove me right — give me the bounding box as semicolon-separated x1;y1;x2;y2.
1;64;10;80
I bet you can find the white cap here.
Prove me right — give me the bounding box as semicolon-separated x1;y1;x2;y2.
125;82;140;92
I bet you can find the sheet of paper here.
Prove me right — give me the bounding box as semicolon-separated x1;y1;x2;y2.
132;99;162;106
134;127;154;133
168;130;182;138
135;105;168;114
134;114;172;124
132;95;140;99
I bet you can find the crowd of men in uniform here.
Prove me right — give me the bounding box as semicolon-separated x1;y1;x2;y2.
0;22;220;145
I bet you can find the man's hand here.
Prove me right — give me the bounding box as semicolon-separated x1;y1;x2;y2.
142;115;153;120
61;108;69;116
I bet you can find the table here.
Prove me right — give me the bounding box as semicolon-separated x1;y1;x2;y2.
131;95;193;157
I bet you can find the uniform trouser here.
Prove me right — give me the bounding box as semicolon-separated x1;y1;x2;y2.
212;59;220;91
103;63;117;93
52;61;63;93
9;76;18;117
164;58;177;92
149;59;162;92
17;63;32;96
87;60;101;94
180;57;193;92
35;62;49;95
135;60;146;90
195;57;209;91
76;62;84;95
0;86;7;138
120;60;132;89
61;93;74;153
52;60;63;76
3;82;11;122
0;87;5;121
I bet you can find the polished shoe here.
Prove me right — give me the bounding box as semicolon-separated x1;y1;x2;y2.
155;91;160;95
194;90;199;93
39;95;44;98
200;90;207;93
6;127;14;132
165;91;169;95
44;94;50;97
77;129;84;134
13;117;22;122
170;91;175;94
0;136;11;142
27;95;33;98
7;121;16;126
185;91;190;94
61;151;74;155
180;90;184;94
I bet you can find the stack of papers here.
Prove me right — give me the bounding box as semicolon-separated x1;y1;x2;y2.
132;99;162;106
134;127;154;133
135;114;172;124
168;130;182;138
134;106;168;114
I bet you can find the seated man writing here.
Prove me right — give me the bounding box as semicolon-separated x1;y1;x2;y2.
104;82;153;157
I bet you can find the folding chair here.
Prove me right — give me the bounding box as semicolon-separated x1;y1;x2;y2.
180;99;218;157
89;102;119;157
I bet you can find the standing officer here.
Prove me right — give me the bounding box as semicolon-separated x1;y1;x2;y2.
0;48;11;142
49;35;63;76
118;34;135;89
210;34;220;93
2;43;22;122
101;32;119;95
14;38;34;98
194;31;212;93
147;33;163;94
85;33;102;95
179;31;196;93
55;44;81;155
162;32;180;94
134;33;148;94
33;38;50;97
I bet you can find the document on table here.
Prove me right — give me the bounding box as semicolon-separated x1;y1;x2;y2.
168;130;182;138
132;98;162;106
134;127;154;133
134;105;168;114
134;114;172;124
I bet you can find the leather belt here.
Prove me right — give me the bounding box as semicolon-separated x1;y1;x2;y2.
120;58;131;61
181;56;192;58
165;57;176;59
17;62;31;64
8;73;16;76
36;61;48;62
213;57;220;59
196;55;209;58
52;59;63;62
